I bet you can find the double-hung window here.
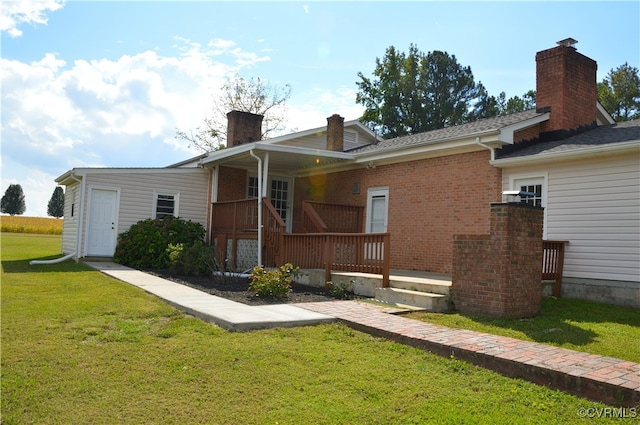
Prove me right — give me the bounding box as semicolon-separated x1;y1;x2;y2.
510;175;547;237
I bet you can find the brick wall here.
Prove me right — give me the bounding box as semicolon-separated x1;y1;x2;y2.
452;203;544;318
296;149;501;274
217;166;247;201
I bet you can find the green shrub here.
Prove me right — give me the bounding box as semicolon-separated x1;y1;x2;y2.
167;241;217;276
249;263;299;298
325;280;354;299
114;216;206;269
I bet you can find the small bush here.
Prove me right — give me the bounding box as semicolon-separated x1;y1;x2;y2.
325;280;354;299
167;241;217;276
114;216;206;269
249;263;299;298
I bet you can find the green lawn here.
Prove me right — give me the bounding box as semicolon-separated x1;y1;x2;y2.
2;233;636;424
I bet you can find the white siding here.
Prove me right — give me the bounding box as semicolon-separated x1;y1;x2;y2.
77;169;210;256
61;183;80;254
503;153;640;283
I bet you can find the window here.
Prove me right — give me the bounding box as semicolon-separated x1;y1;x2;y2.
511;175;547;238
247;176;259;198
512;177;545;208
519;183;543;207
154;191;179;219
366;187;389;233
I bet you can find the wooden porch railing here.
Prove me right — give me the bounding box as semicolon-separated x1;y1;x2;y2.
210;198;259;270
302;201;364;233
262;198;286;267
542;240;568;297
281;232;390;287
210;198;389;285
301;201;328;233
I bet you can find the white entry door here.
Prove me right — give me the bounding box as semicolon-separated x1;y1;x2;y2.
269;177;292;232
87;189;118;256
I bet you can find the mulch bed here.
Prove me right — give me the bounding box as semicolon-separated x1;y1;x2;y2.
147;270;359;306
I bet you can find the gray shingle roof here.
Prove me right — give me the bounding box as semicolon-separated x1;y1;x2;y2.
497;119;640;159
351;109;545;155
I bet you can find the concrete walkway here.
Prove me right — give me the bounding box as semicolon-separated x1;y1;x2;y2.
85;262;334;332
87;262;639;407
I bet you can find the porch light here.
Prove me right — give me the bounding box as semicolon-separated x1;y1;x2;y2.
316;157;320;164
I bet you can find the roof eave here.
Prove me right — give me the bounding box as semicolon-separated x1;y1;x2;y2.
498;113;550;144
491;140;640;168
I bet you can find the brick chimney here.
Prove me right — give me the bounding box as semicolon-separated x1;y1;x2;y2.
226;110;263;147
326;114;344;151
536;39;598;139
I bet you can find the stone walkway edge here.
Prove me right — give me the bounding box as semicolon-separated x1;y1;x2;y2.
297;301;640;408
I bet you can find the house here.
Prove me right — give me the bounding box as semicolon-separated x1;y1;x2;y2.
55;40;639;308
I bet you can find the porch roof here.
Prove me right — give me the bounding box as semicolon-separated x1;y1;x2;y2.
199;141;356;175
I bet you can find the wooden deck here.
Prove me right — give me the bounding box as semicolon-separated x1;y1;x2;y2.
210;199;566;297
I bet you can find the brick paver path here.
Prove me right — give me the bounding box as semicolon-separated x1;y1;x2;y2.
297;301;640;407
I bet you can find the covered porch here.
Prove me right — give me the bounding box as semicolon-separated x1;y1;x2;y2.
209;197;391;287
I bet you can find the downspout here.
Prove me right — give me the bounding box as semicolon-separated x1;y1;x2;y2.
476;136;495;161
207;165;219;245
249;150;263;267
71;170;85;259
261;152;270;197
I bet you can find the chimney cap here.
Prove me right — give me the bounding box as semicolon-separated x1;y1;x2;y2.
556;38;578;48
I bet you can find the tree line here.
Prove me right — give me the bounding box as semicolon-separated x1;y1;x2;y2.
179;44;639;146
1;184;64;218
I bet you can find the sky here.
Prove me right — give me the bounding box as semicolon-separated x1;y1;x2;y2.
1;1;639;217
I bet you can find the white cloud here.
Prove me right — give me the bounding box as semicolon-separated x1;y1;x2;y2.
0;0;64;37
1;32;363;216
2;38;262;219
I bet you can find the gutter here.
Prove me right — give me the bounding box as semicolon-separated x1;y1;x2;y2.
476;136;496;161
491;140;640;167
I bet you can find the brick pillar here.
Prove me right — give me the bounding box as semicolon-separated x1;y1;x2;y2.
452;203;544;318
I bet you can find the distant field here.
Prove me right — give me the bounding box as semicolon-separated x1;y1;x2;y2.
0;215;63;235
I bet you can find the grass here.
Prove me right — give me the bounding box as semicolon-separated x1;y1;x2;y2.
2;233;636;424
0;215;63;234
406;296;640;363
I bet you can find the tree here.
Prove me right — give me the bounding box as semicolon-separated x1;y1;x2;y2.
176;74;292;152
470;89;536;119
598;62;640;121
1;184;26;216
356;45;485;138
47;186;64;218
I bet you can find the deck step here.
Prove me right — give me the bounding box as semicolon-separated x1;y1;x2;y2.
374;287;449;312
388;277;452;295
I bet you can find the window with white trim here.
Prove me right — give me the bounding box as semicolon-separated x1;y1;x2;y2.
511;175;548;238
154;191;179;219
247;176;259;198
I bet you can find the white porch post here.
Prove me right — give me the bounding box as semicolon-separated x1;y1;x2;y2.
249;150;263;267
261;152;270;198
